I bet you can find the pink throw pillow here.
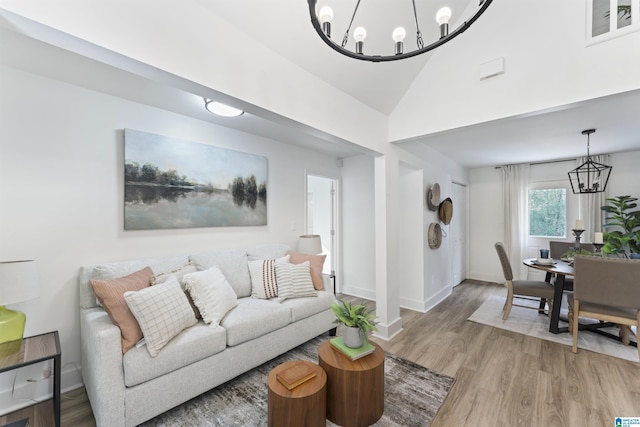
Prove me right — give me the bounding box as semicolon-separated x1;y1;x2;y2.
286;251;326;291
90;267;153;353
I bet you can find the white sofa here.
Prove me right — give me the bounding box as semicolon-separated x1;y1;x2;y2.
79;244;337;427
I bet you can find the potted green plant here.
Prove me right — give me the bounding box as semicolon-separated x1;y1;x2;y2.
330;299;378;348
601;195;640;259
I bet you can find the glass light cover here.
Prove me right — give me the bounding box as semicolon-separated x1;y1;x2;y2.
205;100;244;117
436;7;452;25
392;27;406;42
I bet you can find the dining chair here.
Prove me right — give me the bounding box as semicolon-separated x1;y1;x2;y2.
494;242;555;320
568;256;640;360
549;241;597;291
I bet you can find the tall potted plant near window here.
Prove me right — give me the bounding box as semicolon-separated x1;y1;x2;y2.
601;195;640;259
330;299;378;348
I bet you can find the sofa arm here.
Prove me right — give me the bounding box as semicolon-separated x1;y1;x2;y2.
80;308;126;427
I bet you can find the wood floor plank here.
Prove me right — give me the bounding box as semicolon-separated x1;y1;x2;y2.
57;280;639;426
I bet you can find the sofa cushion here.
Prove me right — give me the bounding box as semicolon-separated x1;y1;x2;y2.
281;290;336;322
183;267;238;327
221;298;291;346
189;249;251;297
246;244;289;260
90;266;153;353
123;321;227;387
287;251;327;290
124;276;197;357
275;261;317;302
248;255;289;299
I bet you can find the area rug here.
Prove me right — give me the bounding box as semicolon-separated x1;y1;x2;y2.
468;288;638;363
140;335;455;426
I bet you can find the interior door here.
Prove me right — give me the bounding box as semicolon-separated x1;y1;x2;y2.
306;174;338;279
451;182;468;286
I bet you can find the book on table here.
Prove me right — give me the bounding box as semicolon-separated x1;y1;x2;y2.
330;337;375;361
276;361;317;390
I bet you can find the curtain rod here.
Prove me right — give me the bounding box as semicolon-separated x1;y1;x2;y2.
494;158;576;169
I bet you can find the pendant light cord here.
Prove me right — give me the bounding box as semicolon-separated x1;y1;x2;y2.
412;0;424;48
341;0;362;47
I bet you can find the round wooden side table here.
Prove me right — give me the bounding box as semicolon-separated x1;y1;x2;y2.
318;340;384;427
267;360;327;427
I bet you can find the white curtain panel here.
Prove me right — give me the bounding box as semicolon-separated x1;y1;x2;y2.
501;164;530;280
577;154;609;242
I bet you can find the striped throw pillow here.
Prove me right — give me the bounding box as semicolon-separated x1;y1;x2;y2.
275;261;317;302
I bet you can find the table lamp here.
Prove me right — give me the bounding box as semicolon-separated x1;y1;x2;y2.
298;235;323;255
0;260;40;345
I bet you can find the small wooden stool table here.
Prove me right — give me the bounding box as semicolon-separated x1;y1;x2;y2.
318;340;384;427
267;360;327;427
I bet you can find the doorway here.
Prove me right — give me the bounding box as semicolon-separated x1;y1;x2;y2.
306;174;338;286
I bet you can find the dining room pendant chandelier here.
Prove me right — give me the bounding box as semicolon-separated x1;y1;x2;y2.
568;129;612;194
307;0;493;62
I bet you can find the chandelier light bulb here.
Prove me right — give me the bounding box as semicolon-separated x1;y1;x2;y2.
392;26;406;55
353;26;367;42
392;27;406;42
436;7;452;25
353;26;367;54
319;6;333;23
319;5;333;38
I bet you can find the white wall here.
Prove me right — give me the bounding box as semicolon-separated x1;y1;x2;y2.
468;150;640;283
340;155;376;298
0;65;341;405
390;0;640;141
398;164;423;311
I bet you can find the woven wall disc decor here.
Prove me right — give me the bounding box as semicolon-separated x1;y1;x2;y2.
438;197;453;225
427;223;442;249
426;183;440;211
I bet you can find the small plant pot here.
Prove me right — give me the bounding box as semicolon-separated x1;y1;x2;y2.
342;326;364;348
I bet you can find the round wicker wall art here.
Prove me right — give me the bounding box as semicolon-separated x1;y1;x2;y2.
426;183;440;211
427;223;442;249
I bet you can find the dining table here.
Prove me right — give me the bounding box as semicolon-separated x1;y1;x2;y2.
523;258;573;334
523;258;637;347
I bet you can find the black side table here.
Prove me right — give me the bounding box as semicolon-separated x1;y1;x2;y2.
0;331;61;427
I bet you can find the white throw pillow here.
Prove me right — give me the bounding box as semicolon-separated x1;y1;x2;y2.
124;275;197;357
275;261;317;302
248;255;290;299
183;266;238;326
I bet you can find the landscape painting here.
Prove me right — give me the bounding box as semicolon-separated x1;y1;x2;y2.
124;129;267;229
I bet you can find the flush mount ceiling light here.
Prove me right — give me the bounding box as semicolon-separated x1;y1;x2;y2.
568;129;612;194
308;0;493;62
204;99;244;117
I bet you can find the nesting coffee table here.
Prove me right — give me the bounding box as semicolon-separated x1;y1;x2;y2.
318;340;385;427
267;359;327;427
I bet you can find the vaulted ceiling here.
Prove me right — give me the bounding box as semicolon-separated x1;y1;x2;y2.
2;1;639;168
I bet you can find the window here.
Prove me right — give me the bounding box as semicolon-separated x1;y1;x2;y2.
587;0;639;43
529;188;566;238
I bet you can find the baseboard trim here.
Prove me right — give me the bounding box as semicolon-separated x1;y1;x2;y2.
0;365;84;416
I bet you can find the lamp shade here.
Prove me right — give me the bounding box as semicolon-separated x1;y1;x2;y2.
0;260;40;305
298;235;323;255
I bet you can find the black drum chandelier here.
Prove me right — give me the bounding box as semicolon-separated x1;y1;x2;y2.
307;0;494;62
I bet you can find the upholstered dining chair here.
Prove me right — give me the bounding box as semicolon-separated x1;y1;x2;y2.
494;242;556;320
549;241;597;291
568;256;640;360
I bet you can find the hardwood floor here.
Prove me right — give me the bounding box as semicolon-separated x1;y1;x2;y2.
59;280;639;426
